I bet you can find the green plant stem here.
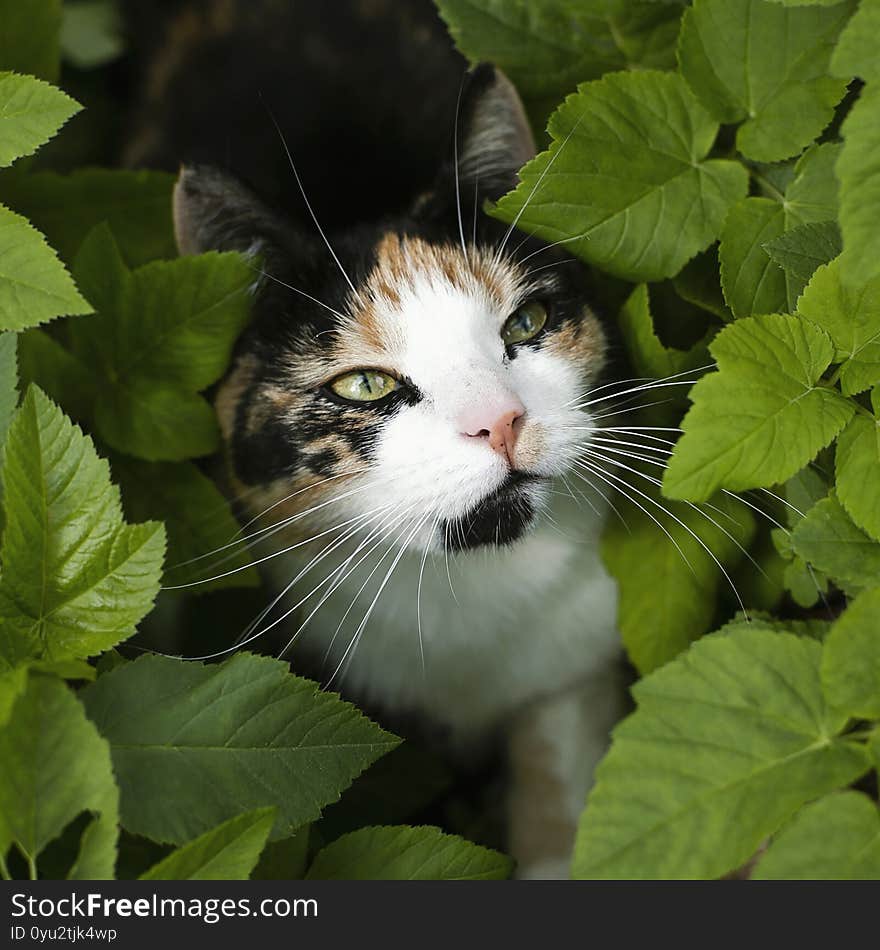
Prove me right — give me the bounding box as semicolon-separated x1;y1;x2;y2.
748;167;785;204
0;853;11;881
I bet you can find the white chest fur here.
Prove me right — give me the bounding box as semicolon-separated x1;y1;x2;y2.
276;491;620;741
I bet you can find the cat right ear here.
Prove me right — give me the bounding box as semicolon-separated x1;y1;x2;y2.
173;164;291;257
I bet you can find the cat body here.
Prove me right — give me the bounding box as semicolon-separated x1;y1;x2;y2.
125;0;623;878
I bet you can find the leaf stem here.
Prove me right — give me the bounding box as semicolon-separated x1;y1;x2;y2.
0;854;11;881
748;167;785;204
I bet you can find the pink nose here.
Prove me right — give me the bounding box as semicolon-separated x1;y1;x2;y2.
461;400;526;466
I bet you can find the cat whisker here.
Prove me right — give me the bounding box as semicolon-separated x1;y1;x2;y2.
263;99;366;309
249;264;349;323
453;74;468;259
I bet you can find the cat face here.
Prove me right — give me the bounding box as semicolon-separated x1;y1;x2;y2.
174;67;607;553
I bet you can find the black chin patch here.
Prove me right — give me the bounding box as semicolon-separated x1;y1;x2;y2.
441;473;538;552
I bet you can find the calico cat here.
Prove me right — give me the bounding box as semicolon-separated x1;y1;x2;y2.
124;0;624;879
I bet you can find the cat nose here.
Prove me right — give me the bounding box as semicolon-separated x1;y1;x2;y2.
461;400;526;466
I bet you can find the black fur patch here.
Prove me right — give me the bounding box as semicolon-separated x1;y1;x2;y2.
441;473;539;551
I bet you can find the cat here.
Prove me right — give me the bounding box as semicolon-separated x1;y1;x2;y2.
124;0;624;879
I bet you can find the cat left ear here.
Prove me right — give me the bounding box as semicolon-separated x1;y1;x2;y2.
456;63;536;197
173;164;293;257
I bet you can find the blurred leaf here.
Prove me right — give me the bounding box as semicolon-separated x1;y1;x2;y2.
836;409;880;541
763;220;842;308
830;0;880;81
0;168;176;267
61;0;125;70
0;0;62;82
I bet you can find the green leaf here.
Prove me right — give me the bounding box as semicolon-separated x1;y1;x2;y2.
63;224;251;461
797;257;880;395
252;828;310;880
493;70;748;282
0;331;16;452
140;808;276;881
0;674;119;879
830;0;880;81
81;653;399;845
678;0;852;163
671;247;732;321
0;168;176;268
0;73;80;168
786;143;842;224
0;387;165;664
763;220;842;308
719;198;787;318
602;490;755;674
573;628;869;879
821;586;880;718
306;826;513;880
617;284;710;379
111;455;258;592
17;327;95;423
61;0;125;71
790;493;880;592
663;314;853;501
0;0;62;82
435;0;682;123
0;204;91;331
836;411;880;541
754;792;880;879
836;83;880;288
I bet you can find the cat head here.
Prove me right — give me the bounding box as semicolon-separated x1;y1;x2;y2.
174;66;607;554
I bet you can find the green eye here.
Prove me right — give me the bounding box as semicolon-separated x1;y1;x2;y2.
502;301;548;345
328;369;401;403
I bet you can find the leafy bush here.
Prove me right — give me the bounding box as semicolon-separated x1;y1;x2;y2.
1;0;878;880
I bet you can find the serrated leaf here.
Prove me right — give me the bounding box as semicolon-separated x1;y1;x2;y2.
663;314;853;501
573;628;869;879
618;284;711;380
0;0;62;82
0;72;80;168
111;455;258;592
836;413;880;540
763;220;842;308
493;71;747;282
754;792;880;879
57;224;251;461
830;0;880;81
678;0;852;163
790;493;880;592
0;168;176;268
0;204;91;331
786;143;842;224
306;826;513;880
140;808;275;881
821;586;880;718
81;652;399;845
797;257;880;394
0;675;119;879
836;83;880;288
61;0;125;71
0;387;165;664
719;198;788;318
602;489;755;674
436;0;682;123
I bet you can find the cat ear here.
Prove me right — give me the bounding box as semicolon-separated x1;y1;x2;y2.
173;164;292;257
456;63;536;197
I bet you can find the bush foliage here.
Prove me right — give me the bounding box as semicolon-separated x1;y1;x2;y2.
0;0;878;880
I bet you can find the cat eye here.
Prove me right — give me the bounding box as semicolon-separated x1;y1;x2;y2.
328;369;401;403
501;301;548;346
